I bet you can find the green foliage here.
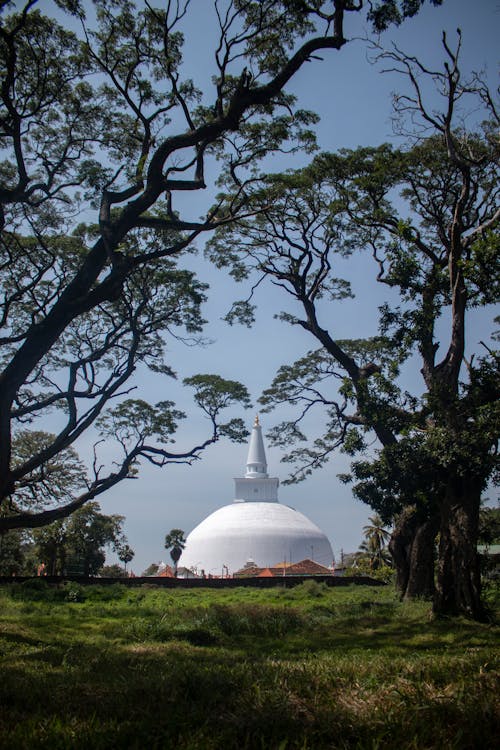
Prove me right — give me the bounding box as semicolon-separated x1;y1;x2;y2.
347;435;442;523
348;513;393;577
347;559;394;583
141;562;160;577
465;230;500;305
184;374;252;442
284;578;331;598
224;299;257;327
8;577;53;601
4;0;358;527
0;526;33;575
184;374;252;414
367;0;444;31
116;543;134;569
11;431;87;511
31;501;130;576
479;503;500;547
209;56;499;616
99;563;129;578
64;581;85;602
97;398;185;446
212;114;499;498
164;528;186;569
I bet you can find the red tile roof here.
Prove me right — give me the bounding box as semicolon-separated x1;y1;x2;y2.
257;567;275;577
235;558;332;577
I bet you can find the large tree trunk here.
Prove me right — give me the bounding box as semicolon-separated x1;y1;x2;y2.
389;508;416;597
389;507;437;600
434;476;484;620
406;515;438;599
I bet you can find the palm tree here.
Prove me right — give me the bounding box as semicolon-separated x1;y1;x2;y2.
117;543;135;574
164;529;186;577
360;514;391;570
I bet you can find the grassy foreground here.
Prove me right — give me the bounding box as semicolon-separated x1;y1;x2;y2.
0;580;498;750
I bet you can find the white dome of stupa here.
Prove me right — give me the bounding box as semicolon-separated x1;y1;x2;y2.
179;416;333;576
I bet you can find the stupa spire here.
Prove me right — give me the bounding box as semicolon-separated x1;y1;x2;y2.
233;417;278;502
246;414;267;478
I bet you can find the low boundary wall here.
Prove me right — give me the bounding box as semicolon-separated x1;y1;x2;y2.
0;574;385;588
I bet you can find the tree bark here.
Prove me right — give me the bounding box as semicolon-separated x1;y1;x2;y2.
406;514;438;599
389;507;437;600
389;508;417;597
434;476;484;620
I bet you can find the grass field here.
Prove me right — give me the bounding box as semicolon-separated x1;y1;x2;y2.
0;579;498;749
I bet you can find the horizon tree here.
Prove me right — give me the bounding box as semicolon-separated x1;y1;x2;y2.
360;513;391;570
0;0;439;531
117;543;135;573
0;525;31;575
99;562;129;578
207;32;499;618
0;429;88;574
33;501;129;576
164;527;186;576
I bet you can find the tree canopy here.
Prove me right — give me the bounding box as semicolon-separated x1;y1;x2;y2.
1;0;379;529
207;31;499;617
0;2;447;546
164;527;186;575
0;500;131;576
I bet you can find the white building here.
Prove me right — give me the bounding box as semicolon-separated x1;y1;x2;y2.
179;416;334;576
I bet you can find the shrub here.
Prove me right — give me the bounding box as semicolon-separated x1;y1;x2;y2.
8;578;56;601
346;561;394;582
288;580;330;598
63;582;85;602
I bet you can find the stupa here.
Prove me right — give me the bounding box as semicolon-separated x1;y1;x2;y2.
179;416;334;576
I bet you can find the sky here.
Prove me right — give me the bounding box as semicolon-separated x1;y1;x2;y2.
34;0;500;575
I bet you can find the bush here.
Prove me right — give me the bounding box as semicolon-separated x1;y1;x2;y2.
8;578;56;601
346;561;394;582
287;579;330;598
63;582;85;602
99;564;129;578
123;615;172;642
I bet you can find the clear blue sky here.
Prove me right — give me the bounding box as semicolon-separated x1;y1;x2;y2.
47;0;498;575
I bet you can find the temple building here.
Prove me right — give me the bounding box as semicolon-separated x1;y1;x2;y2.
179;416;334;576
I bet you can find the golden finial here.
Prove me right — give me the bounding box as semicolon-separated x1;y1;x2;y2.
254;414;260;427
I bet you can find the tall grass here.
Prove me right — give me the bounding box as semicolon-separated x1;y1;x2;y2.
0;580;498;749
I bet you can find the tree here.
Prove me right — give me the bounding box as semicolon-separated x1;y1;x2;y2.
32;501;128;576
349;438;440;599
478;501;500;582
31;520;68;576
65;502;127;576
0;526;31;575
9;431;88;512
360;514;391;570
99;563;129;578
117;543;135;573
208;33;499;618
141;562;160;577
478;503;500;549
164;528;186;576
0;0;443;532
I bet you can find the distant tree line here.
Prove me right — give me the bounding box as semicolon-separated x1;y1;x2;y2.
0;501;132;577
